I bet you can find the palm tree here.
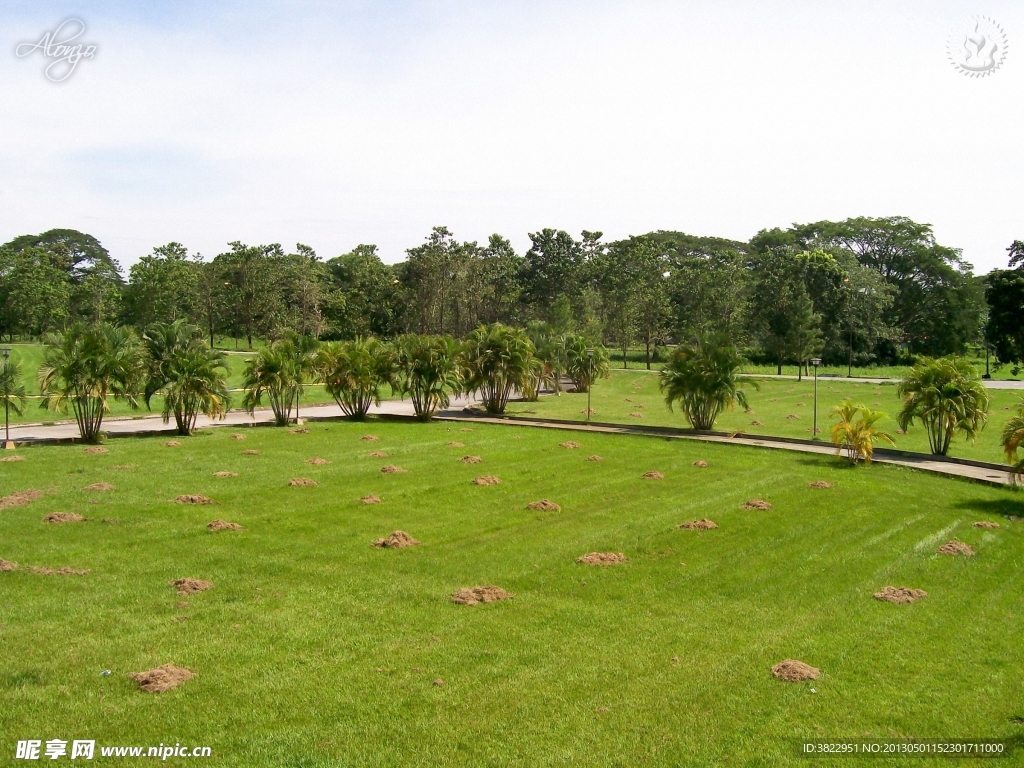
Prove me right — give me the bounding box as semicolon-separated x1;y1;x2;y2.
0;356;28;446
896;356;990;455
659;334;755;430
143;321;230;436
318;337;396;419
1000;398;1024;482
278;331;320;423
38;324;146;443
459;323;535;414
241;342;298;426
395;334;462;420
562;335;610;393
830;399;895;464
524;321;563;401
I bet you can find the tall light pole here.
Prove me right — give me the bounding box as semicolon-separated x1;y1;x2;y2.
586;348;594;424
811;357;821;440
2;347;12;450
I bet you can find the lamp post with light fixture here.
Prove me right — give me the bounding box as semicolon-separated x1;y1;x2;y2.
586;348;594;424
2;347;12;450
811;357;821;440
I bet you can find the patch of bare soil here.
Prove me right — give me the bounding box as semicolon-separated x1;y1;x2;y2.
368;450;388;458
624;398;633;402
30;566;90;575
372;530;420;548
873;586;927;604
560;441;582;449
380;465;405;474
446;441;464;447
642;471;664;480
213;471;238;478
473;476;501;485
84;483;115;491
361;435;380;441
938;540;975;556
241;450;261;455
750;420;764;426
771;659;820;682
0;558;18;571
165;441;181;447
231;433;246;440
172;578;213;595
796;402;805;407
527;499;560;511
742;499;772;510
305;457;331;465
692;460;709;468
44;512;86;524
83;447;108;455
973;521;1001;529
101;518;119;525
0;489;44;510
289;478;318;487
785;414;800;420
451;586;512;605
461;455;482;464
460;428;474;433
629;412;644;418
130;664;194;693
207;520;242;532
172;494;213;504
581;409;596;416
586;455;604;462
679;519;718;530
807;481;834;489
361;494;382;504
576;552;626;566
0;455;24;462
113;464;137;470
290;428;310;434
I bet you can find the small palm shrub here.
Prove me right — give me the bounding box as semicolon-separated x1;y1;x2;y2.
1000;398;1024;482
896;356;989;455
561;335;609;393
241;342;299;426
0;356;28;441
459;323;535;414
659;335;754;430
395;334;461;421
318;338;396;420
830;399;896;464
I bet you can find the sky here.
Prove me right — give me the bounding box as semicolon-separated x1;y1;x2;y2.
1;0;1022;274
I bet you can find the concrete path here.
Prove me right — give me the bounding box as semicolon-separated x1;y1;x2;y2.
621;367;1024;390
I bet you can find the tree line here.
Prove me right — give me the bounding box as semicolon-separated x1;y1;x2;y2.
2;217;1010;370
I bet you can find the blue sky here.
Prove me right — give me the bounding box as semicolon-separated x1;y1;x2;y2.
1;1;1022;272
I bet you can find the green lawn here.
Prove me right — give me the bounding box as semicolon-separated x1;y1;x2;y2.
507;371;1024;466
1;420;1023;766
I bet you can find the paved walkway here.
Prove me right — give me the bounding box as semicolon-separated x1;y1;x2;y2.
622;368;1024;389
4;396;1016;488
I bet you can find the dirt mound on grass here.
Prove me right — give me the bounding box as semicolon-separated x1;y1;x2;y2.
642;471;664;480
473;476;501;485
771;660;819;682
361;435;380;442
30;566;89;575
172;494;213;504
461;455;482;464
172;578;213;595
44;512;86;524
130;664;194;693
113;464;137;470
527;499;560;511
446;441;464;447
231;433;246;440
380;465;406;474
973;521;1001;529
679;519;718;530
84;483;115;491
692;460;709;468
207;520;242;532
372;530;420;548
83;447;108;455
451;586;512;605
361;495;382;504
938;540;975;556
750;420;763;426
213;471;238;478
873;586;927;604
0;558;17;571
0;455;24;462
305;457;331;465
577;552;626;566
289;478;318;487
369;451;388;458
629;412;644;418
460;428;474;433
242;449;261;455
586;455;604;462
807;481;834;489
0;489;43;510
785;414;800;420
165;441;181;447
742;499;772;510
559;441;582;449
290;428;310;434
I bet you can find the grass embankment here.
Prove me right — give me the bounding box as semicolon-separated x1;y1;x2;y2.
1;421;1023;766
506;370;1023;465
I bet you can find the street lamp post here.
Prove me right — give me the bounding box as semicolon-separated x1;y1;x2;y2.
2;347;12;450
586;348;594;424
811;357;821;440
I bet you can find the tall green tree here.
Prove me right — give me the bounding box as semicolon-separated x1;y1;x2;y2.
0;246;71;338
124;243;201;328
214;242;285;348
326;244;401;339
984;241;1024;370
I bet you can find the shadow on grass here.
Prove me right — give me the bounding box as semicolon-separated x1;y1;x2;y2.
793;455;859;471
953;498;1024;518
